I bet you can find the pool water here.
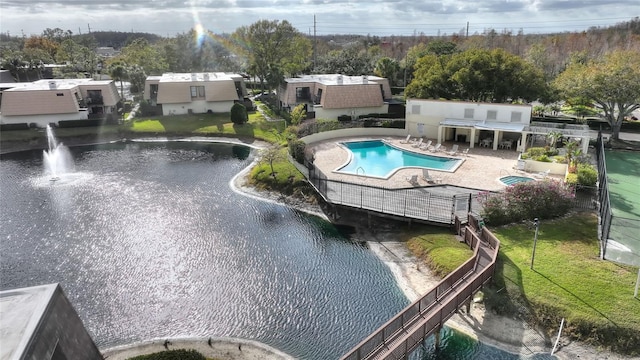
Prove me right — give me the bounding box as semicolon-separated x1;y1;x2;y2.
499;175;535;186
337;140;463;178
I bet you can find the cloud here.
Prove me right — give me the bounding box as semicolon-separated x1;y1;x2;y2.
0;0;637;37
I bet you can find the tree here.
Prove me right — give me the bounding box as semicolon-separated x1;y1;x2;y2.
314;47;374;76
553;50;640;140
108;61;128;100
114;38;167;75
405;48;547;103
230;103;248;125
232;20;310;93
260;145;285;178
290;104;306;125
374;57;400;86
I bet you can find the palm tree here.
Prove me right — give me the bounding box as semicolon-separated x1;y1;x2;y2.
108;62;128;100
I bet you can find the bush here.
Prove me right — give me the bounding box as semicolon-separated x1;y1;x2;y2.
576;163;597;186
128;349;206;360
478;181;575;225
230;102;248;125
288;139;306;164
337;115;351;122
520;147;559;162
565;173;578;185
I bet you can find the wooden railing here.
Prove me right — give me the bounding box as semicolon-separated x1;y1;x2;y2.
341;215;500;360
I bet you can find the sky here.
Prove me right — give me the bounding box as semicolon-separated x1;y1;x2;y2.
1;0;638;38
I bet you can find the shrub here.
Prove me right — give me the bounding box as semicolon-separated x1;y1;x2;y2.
288;139;306;164
565;173;578;186
230;103;248;125
478;181;575;225
576;163;597;187
338;115;351;122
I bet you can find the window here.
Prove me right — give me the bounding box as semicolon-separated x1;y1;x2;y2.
296;87;310;101
510;111;522;122
487;110;497;120
464;108;474;119
190;86;205;99
379;84;385;100
316;88;323;103
56;93;64;96
411;105;421;115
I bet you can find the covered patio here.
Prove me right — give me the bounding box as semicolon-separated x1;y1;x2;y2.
437;119;590;154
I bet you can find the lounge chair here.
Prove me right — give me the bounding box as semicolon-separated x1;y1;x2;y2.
535;169;550;179
406;174;419;184
421;169;436;183
412;138;423;148
419;140;432;151
428;143;441;152
447;144;459;156
461;148;469;156
400;134;411;144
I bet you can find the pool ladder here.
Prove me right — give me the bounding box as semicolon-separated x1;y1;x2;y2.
356;166;365;176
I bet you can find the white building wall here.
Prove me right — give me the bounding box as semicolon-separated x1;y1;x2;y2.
161;100;236;116
0;112;88;127
313;104;388;120
405;99;532;139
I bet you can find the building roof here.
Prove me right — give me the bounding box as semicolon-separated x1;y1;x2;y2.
158;72;242;83
285;74;385;86
441;118;526;132
0;284;59;360
4;79;94;92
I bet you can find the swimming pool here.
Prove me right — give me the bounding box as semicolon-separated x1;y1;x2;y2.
499;175;535;186
336;140;464;178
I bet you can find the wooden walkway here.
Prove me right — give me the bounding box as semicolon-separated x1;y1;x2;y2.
308;168;484;225
340;220;500;360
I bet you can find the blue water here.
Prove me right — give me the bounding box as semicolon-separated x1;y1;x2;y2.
500;175;535;186
337;140;462;178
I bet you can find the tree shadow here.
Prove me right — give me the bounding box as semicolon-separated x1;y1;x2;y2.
532;268;618;326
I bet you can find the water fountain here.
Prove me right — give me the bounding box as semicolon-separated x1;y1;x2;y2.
43;125;74;181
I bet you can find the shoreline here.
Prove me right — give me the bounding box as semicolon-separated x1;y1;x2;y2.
6;137;633;359
101;337;294;360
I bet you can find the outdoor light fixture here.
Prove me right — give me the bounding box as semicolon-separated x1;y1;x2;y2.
530;218;540;270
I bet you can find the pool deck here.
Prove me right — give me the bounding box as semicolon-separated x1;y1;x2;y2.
309;136;562;192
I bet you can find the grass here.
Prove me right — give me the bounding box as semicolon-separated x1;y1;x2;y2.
486;212;640;354
405;226;473;277
127;111;287;143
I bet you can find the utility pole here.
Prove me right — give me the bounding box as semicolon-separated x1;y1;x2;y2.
313;15;317;71
466;22;469;37
87;23;91;33
530;218;540;270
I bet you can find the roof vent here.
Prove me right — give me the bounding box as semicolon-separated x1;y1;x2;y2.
337;75;343;85
362;76;368;84
203;73;210;81
48;81;56;90
191;73;197;81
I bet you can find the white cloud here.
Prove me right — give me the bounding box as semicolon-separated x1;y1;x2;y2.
0;0;637;37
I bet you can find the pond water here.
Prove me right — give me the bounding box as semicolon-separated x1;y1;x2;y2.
0;141;548;359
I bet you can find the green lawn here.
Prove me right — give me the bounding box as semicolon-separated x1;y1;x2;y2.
406;226;473;277
488;213;640;354
128;111;287;144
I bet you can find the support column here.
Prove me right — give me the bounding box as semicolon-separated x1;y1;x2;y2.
437;125;443;145
435;327;442;350
469;128;476;148
492;131;500;151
